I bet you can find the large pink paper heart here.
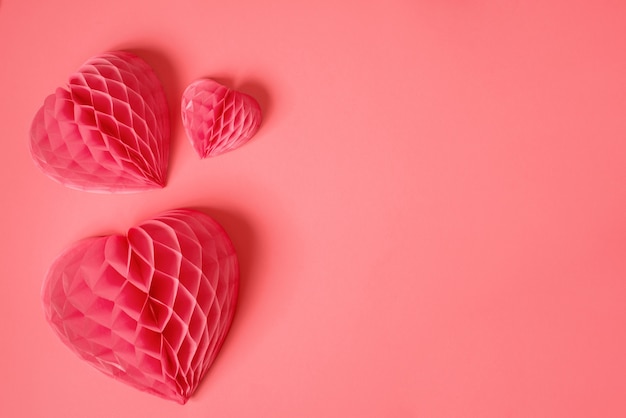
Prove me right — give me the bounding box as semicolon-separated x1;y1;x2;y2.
42;209;239;404
181;79;262;158
29;51;170;193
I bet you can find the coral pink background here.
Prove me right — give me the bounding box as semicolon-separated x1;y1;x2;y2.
1;1;626;416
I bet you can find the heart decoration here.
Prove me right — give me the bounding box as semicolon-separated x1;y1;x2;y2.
42;209;239;404
29;51;170;193
181;79;262;158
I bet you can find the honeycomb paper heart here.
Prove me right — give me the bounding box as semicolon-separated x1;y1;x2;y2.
42;209;239;404
181;79;262;158
29;51;170;193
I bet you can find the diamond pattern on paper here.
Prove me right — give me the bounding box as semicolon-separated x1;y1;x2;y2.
29;51;170;193
181;79;262;158
42;209;239;404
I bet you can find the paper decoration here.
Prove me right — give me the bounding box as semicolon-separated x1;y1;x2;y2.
29;51;170;193
181;79;262;158
42;209;239;404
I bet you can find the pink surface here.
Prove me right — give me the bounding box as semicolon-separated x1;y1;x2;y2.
1;1;626;417
42;209;238;404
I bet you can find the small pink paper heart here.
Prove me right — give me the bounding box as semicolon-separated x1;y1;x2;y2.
42;209;239;404
29;51;170;193
181;79;262;158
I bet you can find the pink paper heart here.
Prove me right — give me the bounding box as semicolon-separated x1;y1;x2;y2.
181;79;262;158
29;51;170;193
42;209;239;404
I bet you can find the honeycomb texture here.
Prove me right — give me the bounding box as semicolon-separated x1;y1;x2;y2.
42;209;239;404
29;51;170;193
181;79;262;158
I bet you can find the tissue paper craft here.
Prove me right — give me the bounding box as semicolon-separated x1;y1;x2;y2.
181;79;262;158
29;51;170;192
42;209;239;404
